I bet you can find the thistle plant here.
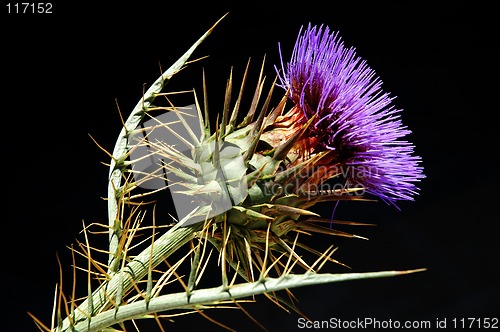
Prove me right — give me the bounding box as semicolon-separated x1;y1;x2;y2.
31;15;425;332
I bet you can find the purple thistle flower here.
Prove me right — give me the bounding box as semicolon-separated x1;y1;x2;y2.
276;23;425;205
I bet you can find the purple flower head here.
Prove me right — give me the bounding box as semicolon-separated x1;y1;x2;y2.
276;23;425;205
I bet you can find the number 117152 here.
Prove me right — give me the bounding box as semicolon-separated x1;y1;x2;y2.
6;3;53;14
452;318;499;329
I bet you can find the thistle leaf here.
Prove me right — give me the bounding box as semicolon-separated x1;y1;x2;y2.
67;269;426;331
106;14;227;273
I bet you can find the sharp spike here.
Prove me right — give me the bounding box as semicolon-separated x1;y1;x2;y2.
242;119;266;163
265;91;288;127
202;69;211;135
192;89;206;142
187;240;202;295
220;67;233;137
273;113;317;161
213;114;221;169
252;75;276;136
241;55;266;127
229;58;251;131
166;98;202;147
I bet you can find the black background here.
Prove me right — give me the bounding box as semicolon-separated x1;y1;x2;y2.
2;1;498;331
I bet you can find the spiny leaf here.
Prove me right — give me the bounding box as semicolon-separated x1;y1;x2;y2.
106;14;226;274
66;269;426;331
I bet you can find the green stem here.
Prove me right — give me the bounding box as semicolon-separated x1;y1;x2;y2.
69;269;426;331
58;223;200;332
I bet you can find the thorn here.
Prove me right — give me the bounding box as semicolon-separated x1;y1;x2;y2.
88;133;114;159
115;98;125;128
229;58;251;130
259;223;272;281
